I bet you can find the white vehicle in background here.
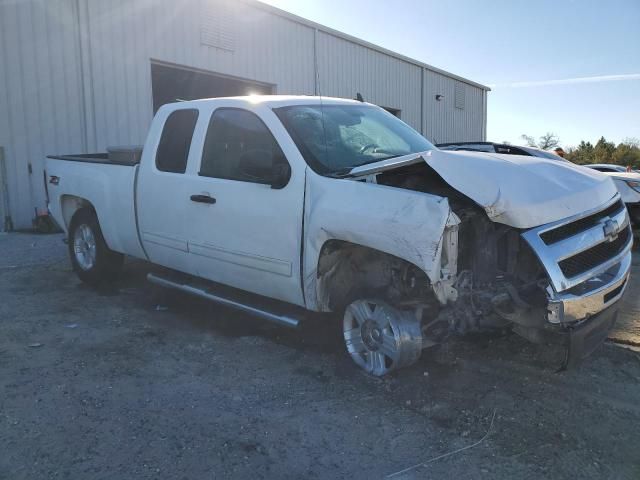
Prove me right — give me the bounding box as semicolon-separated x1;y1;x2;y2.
586;164;638;173
436;141;568;161
44;96;631;376
584;164;640;227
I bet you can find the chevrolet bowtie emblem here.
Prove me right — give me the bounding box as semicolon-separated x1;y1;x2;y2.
602;219;619;242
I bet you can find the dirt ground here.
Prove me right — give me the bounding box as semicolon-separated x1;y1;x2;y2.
1;232;640;479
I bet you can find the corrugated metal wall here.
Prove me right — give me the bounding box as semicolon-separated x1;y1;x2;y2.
423;69;486;144
0;0;487;230
0;0;86;230
316;31;423;131
82;0;317;150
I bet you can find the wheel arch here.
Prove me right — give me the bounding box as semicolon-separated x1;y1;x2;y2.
309;238;434;313
61;195;95;231
61;196;120;251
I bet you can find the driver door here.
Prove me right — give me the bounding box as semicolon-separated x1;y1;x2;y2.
185;107;306;306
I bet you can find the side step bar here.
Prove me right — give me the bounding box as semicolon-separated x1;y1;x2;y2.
147;273;301;329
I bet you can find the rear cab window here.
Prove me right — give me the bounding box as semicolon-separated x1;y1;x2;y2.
156;109;199;173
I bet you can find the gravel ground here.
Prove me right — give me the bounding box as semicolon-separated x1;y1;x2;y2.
610;252;640;349
1;232;640;479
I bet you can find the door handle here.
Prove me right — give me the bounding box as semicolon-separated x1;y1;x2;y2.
190;194;216;204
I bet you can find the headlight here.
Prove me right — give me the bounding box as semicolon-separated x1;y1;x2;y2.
625;180;640;193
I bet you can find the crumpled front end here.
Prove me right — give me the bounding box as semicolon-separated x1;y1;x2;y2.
371;159;631;366
521;194;632;366
303;171;460;312
423;149;619;229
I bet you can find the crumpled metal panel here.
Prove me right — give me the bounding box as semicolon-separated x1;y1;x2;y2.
303;171;456;311
424;149;618;229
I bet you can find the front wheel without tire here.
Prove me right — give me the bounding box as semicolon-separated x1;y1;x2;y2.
343;299;423;376
68;208;124;286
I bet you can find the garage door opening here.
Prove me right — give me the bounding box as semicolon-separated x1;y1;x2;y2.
151;63;274;113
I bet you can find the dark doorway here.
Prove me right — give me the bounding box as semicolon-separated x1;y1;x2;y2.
151;63;274;113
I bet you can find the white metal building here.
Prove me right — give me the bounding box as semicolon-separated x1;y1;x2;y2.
0;0;489;231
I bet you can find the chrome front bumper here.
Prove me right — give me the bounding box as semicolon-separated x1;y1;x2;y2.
522;194;633;325
546;250;631;323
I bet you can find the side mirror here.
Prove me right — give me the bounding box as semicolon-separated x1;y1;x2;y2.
239;149;273;181
270;162;291;190
238;150;290;189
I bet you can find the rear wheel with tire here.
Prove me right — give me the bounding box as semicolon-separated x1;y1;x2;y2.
68;208;124;286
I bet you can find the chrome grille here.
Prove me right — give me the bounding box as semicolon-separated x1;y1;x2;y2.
540;199;624;245
558;225;631;278
521;195;633;293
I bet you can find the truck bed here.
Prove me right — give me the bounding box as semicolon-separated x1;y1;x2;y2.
48;146;142;166
48;153;111;163
44;155;146;259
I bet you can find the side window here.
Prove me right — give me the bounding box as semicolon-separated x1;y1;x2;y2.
200;108;288;184
156;109;199;173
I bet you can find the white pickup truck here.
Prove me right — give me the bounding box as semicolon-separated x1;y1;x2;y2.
45;96;632;375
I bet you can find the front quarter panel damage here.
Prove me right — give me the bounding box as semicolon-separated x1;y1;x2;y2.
303;171;459;311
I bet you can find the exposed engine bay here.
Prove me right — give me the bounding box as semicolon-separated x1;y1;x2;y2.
372;162;552;343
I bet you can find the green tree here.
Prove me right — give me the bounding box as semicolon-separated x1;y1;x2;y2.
565;141;594;164
565;138;640;167
612;141;640;169
593;136;616;164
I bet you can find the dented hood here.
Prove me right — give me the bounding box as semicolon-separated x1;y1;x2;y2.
422;150;618;228
348;149;618;229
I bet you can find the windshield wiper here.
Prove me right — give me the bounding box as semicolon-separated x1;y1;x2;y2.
324;154;407;178
375;154;403;162
350;154;402;168
325;167;354;178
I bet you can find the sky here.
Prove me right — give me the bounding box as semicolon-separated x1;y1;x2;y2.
260;0;640;148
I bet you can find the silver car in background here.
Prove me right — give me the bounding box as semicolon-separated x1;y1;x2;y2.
437;141;567;160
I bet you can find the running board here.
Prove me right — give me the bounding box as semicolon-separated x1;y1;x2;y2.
147;273;301;328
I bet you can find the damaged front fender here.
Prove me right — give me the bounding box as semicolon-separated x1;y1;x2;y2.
303;171;460;311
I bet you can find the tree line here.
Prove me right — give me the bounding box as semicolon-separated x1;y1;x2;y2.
520;133;640;168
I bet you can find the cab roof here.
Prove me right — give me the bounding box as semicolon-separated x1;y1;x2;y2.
167;95;366;109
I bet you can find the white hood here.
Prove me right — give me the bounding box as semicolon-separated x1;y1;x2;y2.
423;150;618;228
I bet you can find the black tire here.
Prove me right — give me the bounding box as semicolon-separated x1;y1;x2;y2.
68;208;124;286
627;204;640;230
